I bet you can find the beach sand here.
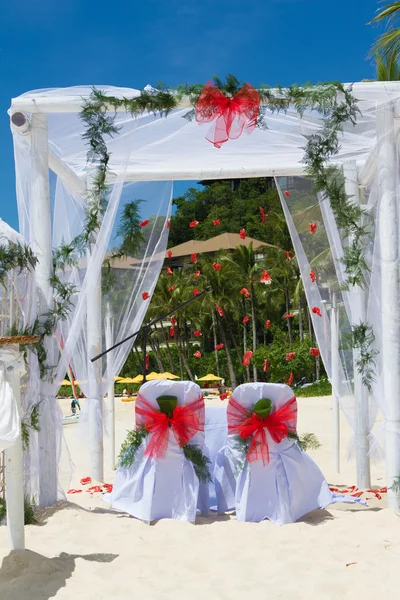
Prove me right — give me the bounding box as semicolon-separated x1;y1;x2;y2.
0;395;399;599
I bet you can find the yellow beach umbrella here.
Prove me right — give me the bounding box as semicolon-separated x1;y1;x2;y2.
119;377;140;384
131;374;144;384
197;374;224;382
59;379;71;386
114;376;124;382
146;372;164;381
163;372;180;380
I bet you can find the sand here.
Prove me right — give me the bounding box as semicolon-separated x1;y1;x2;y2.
0;394;399;599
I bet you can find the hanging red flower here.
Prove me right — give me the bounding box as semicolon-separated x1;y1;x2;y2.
169;327;175;337
263;359;269;372
166;219;171;229
312;306;322;317
80;476;92;486
265;319;271;329
193;289;201;296
239;229;247;240
216;305;225;317
168;285;175;292
215;343;225;351
309;222;317;234
170;317;177;326
284;190;291;197
191;253;198;264
240;287;250;297
310;269;317;283
243;350;253;367
193;350;202;359
213;262;222;271
195;81;260;148
166;250;173;258
142;292;150;300
288;372;294;386
140;219;149;227
242;315;250;324
193;330;202;337
219;392;229;400
285;251;292;260
259;207;267;224
310;347;320;357
286;352;296;361
193;270;201;279
213;219;221;226
167;267;173;275
284;313;294;319
145;354;149;371
260;270;272;285
190;220;199;228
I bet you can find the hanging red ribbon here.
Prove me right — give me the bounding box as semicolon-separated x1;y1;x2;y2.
216;305;224;317
170;317;177;326
227;396;297;464
193;269;201;279
191;253;198;264
263;359;269;372
166;250;173;258
242;315;250;324
135;393;205;459
259;207;267;224
213;262;222;271
190;220;199;228
193;350;202;358
288;373;294;386
310;347;320;357
215;343;224;351
310;269;317;283
142;292;150;300
239;229;247;240
243;350;253;367
193;330;202;337
196;81;260;148
213;219;221;226
140;220;149;227
309;222;317;234
167;267;173;275
145;354;149;371
265;319;271;329
312;306;322;317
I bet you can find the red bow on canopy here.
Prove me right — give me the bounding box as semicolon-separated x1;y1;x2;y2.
135;393;205;459
227;396;297;464
196;82;260;148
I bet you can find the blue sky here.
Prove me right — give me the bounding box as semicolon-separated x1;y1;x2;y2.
0;0;384;230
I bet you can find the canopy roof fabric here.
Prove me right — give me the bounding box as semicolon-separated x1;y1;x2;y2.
10;82;400;184
166;233;273;258
197;374;224;381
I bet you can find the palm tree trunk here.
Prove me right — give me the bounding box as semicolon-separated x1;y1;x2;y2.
225;316;242;364
211;310;221;378
219;322;237;389
134;343;143;374
298;296;304;341
149;335;164;372
250;284;258;382
307;308;314;342
159;321;175;372
180;344;194;380
284;282;293;347
242;298;250;381
176;322;193;380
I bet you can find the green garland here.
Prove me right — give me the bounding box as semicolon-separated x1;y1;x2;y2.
0;240;37;285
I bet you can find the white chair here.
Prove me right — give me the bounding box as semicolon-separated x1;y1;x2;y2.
107;380;209;522
214;383;333;524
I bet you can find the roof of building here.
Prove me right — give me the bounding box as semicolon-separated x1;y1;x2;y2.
167;232;273;258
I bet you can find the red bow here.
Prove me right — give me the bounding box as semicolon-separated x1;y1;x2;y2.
196;82;260;148
135;393;204;459
227;396;297;464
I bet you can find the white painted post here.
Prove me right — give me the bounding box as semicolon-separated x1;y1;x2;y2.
105;302;115;471
343;161;371;490
4;345;25;550
377;102;400;510
330;293;340;474
30;113;58;506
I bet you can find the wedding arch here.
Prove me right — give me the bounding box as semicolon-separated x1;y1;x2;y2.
6;78;400;511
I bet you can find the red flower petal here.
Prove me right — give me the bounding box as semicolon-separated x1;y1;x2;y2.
284;190;291;197
193;330;202;337
142;292;150;300
167;267;173;275
219;392;229;400
216;305;224;317
190;220;199;228
239;229;246;240
310;269;317;282
288;373;294;385
193;350;202;358
140;220;149;227
260;270;272;284
309;222;317;234
166;219;170;229
263;359;269;372
80;476;92;485
285;352;296;361
166;250;173;258
191;253;198;264
193;270;201;279
242;315;250;324
213;219;221;226
284;313;294;319
170;317;177;326
243;350;253;367
168;286;175;292
169;327;175;337
193;289;201;296
312;306;322;317
213;262;222;271
240;287;250;297
265;319;271;329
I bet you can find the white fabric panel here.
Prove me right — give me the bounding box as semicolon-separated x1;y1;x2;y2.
0;347;24;452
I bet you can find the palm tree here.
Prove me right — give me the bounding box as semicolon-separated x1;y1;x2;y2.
369;2;400;59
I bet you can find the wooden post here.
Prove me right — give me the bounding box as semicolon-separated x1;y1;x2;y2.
331;293;340;474
105;303;115;471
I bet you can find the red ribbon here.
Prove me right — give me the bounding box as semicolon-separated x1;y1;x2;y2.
196;82;260;148
227;396;297;464
135;393;205;459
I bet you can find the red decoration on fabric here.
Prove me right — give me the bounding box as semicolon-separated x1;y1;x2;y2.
219;392;229;401
310;269;317;282
213;219;221;226
240;287;250;297
193;330;202;337
260;270;272;284
87;486;103;494
193;270;201;279
309;347;320;357
243;350;253;367
193;350;202;359
195;81;260;148
265;319;271;329
190;220;199;228
288;373;294;386
284;190;291;197
140;220;149;227
67;489;82;494
263;359;269;372
170;317;177;326
80;476;91;485
191;253;198;264
284;313;294;319
168;286;175;292
145;354;149;371
286;352;296;361
169;327;175;337
166;250;173;258
136;392;205;459
166;219;170;229
193;288;201;296
242;315;250;324
259;207;267;224
103;483;113;493
167;267;173;275
215;343;224;351
213;262;222;271
142;292;150;300
216;305;224;317
309;222;317;234
227;396;297;464
312;306;322;317
285;251;291;260
239;229;247;240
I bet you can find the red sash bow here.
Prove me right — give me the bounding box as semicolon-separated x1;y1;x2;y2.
135;393;205;459
196;82;260;148
227;396;297;464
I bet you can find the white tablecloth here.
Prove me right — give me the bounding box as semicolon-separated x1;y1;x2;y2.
204;405;228;510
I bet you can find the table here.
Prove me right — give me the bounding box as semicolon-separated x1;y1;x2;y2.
204;406;228;509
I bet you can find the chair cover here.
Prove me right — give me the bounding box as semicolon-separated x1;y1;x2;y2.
0;347;24;452
214;383;333;524
107;380;208;522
